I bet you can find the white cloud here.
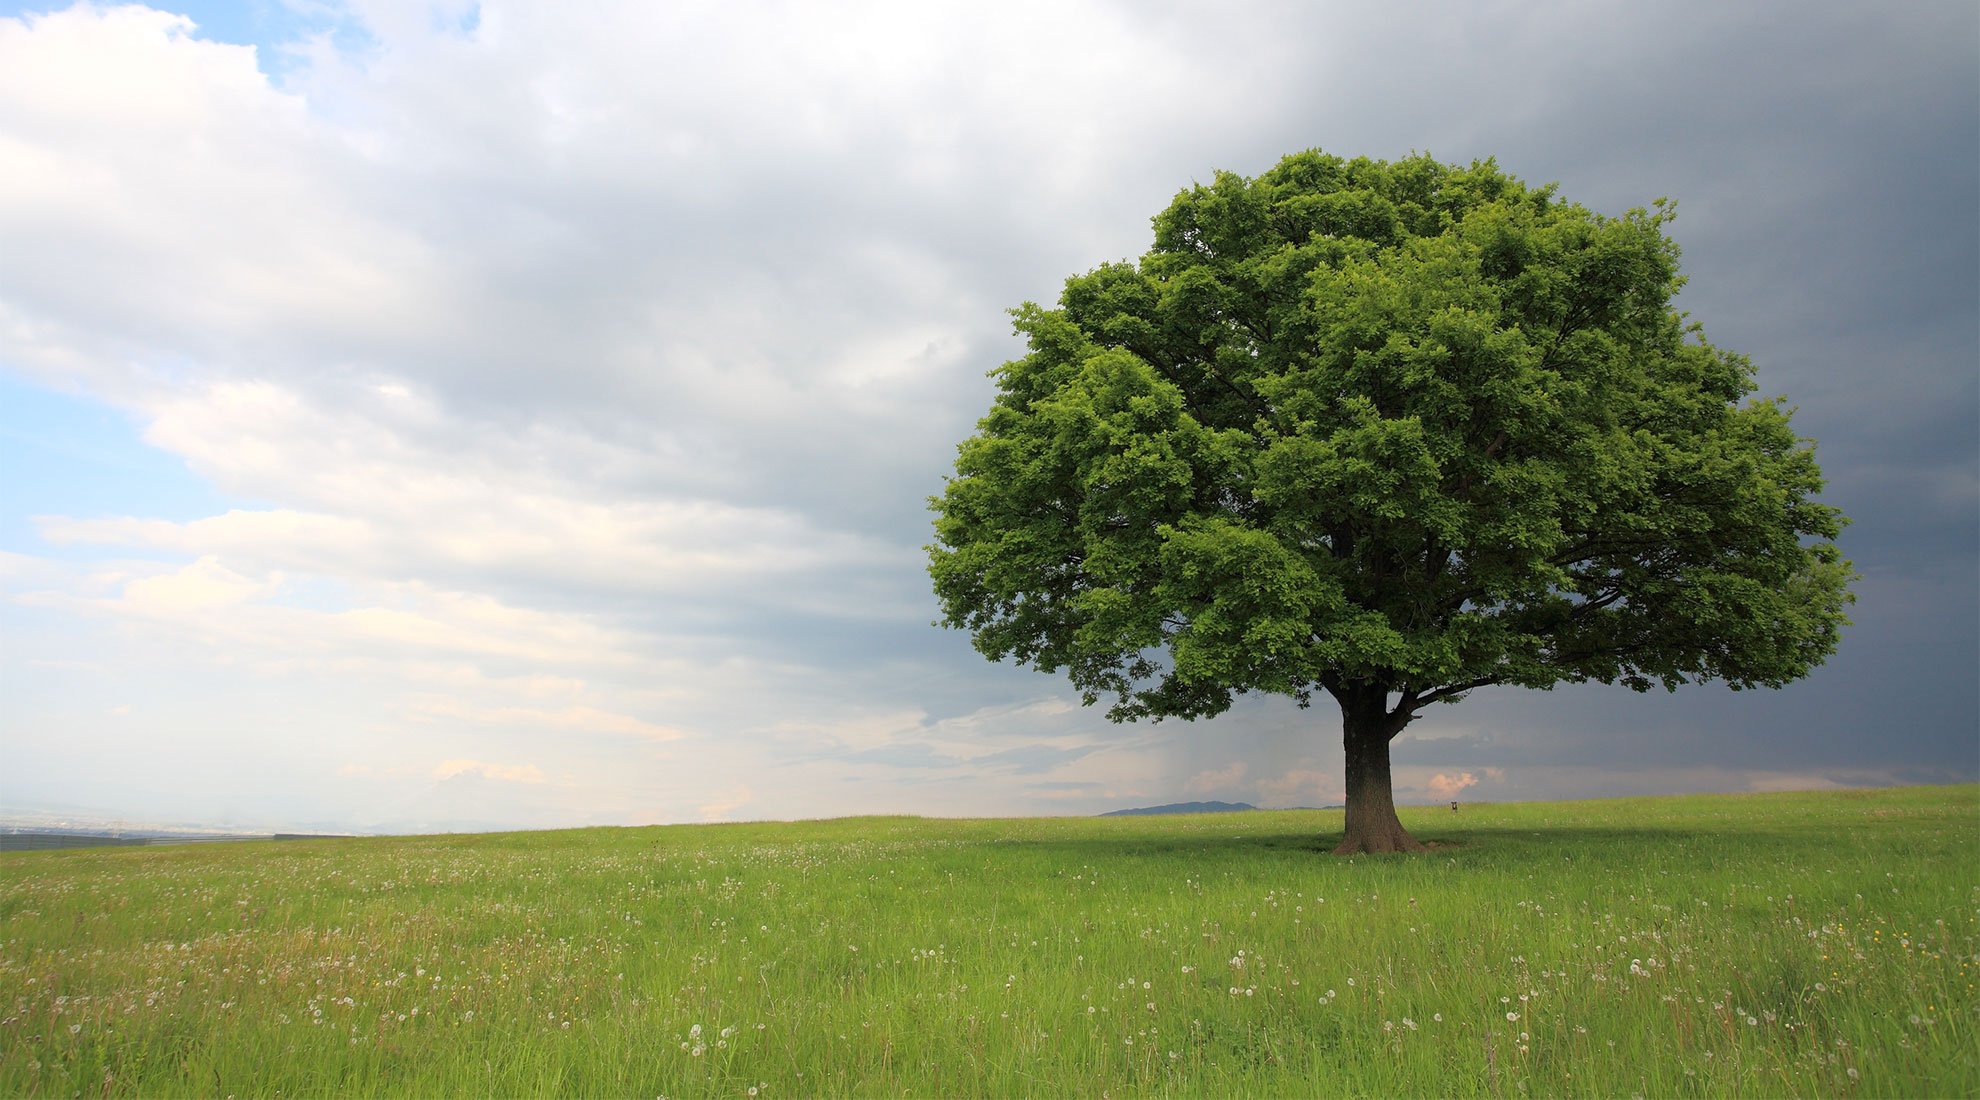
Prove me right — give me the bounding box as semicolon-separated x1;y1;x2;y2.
698;785;753;822
117;556;273;614
1255;768;1338;807
409;699;686;742
32;560;653;669
433;758;547;784
1183;761;1248;797
1427;772;1480;799
33;377;914;612
0;7;439;386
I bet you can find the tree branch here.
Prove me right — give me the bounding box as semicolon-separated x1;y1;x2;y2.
1450;429;1510;519
1536;303;1591;375
1403;676;1501;713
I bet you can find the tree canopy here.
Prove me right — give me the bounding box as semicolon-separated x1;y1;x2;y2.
928;150;1855;851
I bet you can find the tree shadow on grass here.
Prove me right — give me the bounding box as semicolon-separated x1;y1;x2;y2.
996;821;1799;863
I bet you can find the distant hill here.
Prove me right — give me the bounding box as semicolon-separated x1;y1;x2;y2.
1100;800;1258;817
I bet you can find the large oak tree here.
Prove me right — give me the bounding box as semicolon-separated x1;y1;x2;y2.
928;151;1855;853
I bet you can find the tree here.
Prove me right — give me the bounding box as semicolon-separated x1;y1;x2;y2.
928;150;1855;853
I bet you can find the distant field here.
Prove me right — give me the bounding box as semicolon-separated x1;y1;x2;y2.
1;786;1974;1097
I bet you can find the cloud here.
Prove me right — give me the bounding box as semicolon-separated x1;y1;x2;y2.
1183;762;1248;797
407;699;688;742
768;697;1116;788
833;740;1097;777
117;556;274;614
0;0;1972;832
433;759;546;784
1422;764;1945;804
1427;772;1480;799
698;785;753;822
974;744;1099;776
34;382;916;611
31;560;658;670
1254;768;1337;807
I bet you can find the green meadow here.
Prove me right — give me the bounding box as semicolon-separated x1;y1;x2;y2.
2;785;1974;1098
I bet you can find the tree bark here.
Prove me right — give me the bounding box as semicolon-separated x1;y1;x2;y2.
1332;687;1426;855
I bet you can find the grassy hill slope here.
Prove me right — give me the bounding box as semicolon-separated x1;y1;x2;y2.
2;785;1974;1097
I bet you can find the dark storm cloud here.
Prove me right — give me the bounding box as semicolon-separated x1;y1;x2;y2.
1051;0;1980;791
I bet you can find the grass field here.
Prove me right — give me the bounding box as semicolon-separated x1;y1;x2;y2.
1;785;1974;1097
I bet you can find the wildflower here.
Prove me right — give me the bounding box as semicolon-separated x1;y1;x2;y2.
1506;1012;1519;1022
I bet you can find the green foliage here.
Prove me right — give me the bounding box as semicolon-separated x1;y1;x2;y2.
2;787;1974;1097
930;150;1855;723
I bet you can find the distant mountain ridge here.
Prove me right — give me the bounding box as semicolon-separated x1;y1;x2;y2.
1100;800;1258;817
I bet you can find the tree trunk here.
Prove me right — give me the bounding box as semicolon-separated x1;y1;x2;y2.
1332;689;1426;855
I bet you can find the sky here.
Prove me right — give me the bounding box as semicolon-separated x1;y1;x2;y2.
0;0;1974;834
